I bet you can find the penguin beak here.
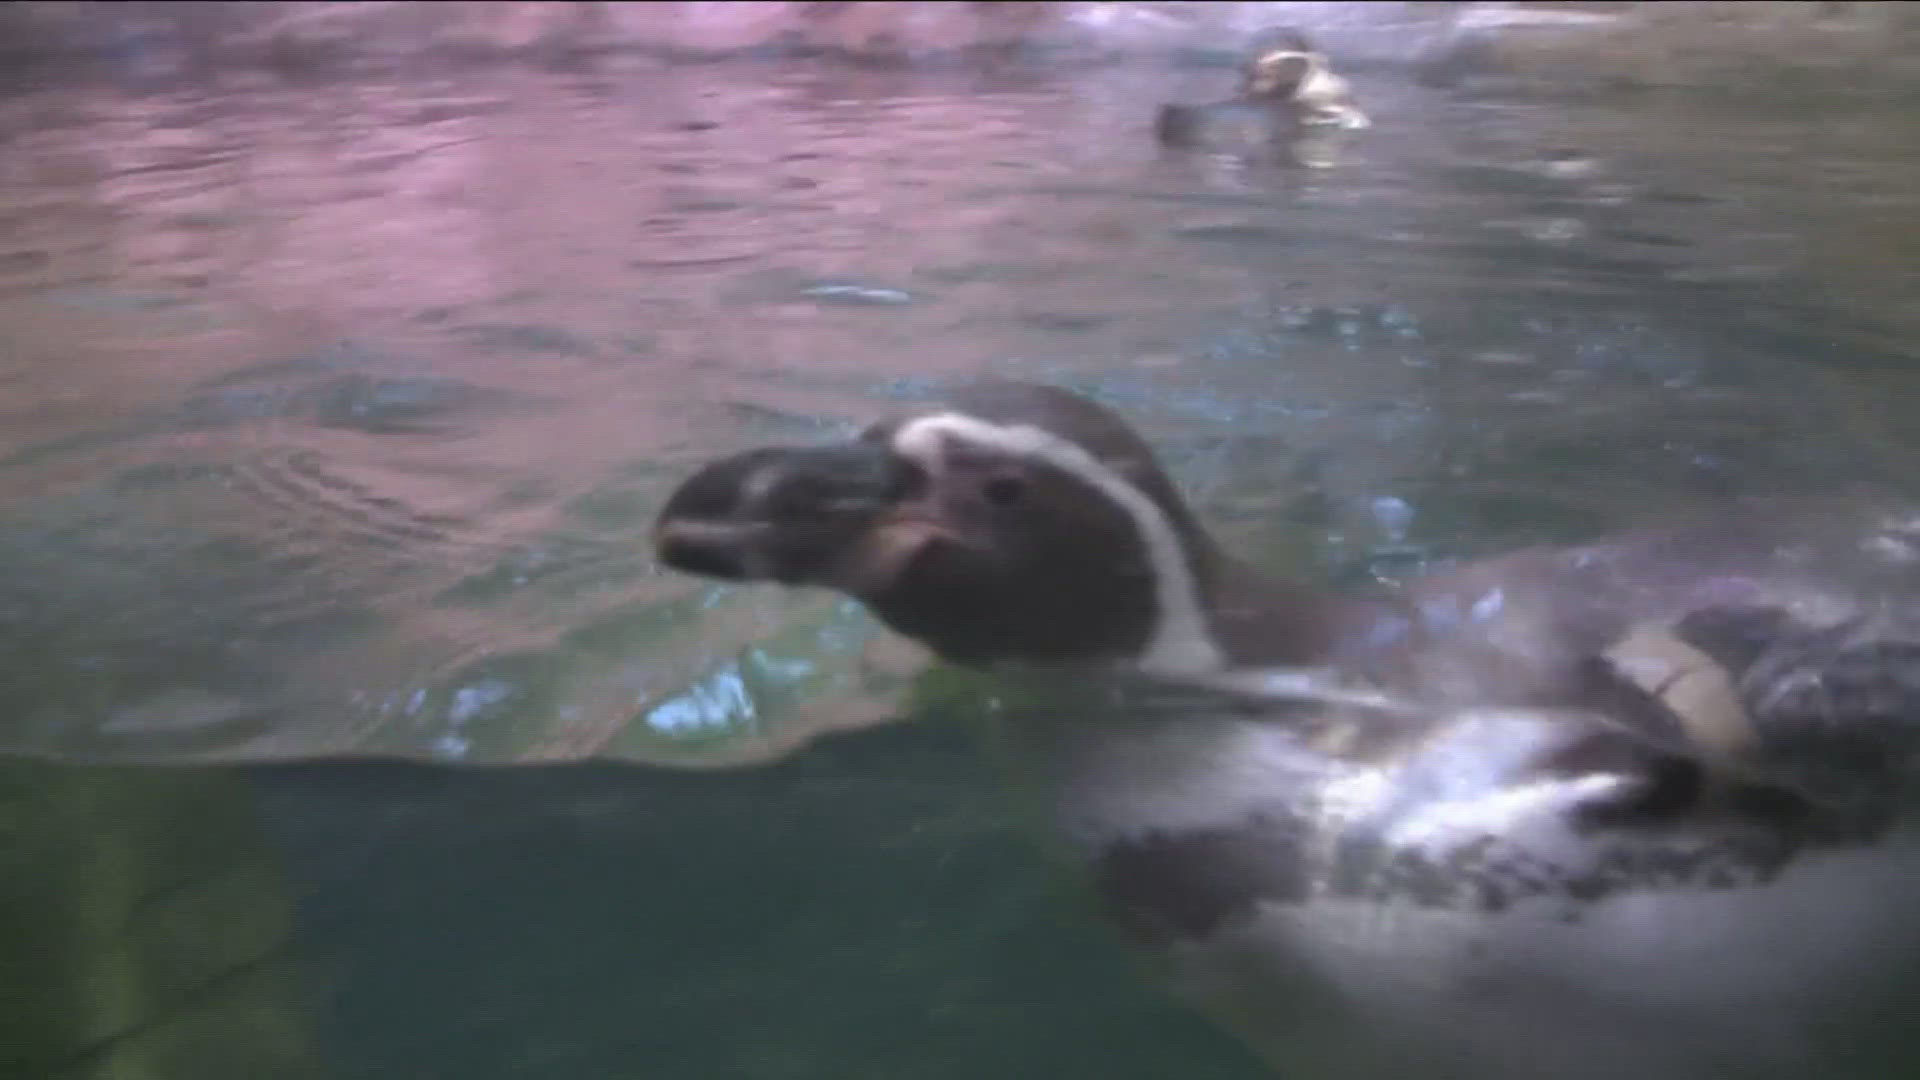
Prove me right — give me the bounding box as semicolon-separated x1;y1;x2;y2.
653;441;935;591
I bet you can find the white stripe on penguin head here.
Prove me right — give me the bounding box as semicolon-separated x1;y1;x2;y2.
891;412;1225;677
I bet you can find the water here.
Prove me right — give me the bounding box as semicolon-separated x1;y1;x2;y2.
4;53;1919;1079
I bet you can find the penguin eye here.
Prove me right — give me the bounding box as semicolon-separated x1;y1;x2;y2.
982;473;1027;508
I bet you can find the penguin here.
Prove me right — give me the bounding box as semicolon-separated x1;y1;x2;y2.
654;379;1920;1079
1156;28;1372;150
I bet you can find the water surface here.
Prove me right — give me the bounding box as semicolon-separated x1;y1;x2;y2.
4;56;1919;1079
